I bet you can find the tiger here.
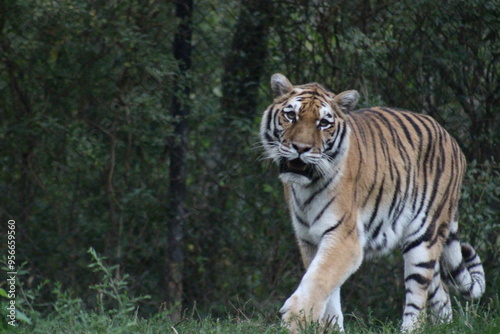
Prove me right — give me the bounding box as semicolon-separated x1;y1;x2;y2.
259;73;485;332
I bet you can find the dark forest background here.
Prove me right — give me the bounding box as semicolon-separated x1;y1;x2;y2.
1;0;499;324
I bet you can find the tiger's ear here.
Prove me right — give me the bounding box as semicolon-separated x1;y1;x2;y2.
333;90;359;113
271;73;293;97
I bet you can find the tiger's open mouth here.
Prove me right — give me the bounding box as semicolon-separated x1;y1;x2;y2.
279;158;314;178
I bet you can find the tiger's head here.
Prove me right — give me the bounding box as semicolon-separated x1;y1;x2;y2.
260;74;359;185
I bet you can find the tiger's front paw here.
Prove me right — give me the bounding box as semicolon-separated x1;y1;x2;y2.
280;293;323;333
280;294;302;334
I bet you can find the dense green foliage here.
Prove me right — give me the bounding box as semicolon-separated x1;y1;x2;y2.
1;0;499;330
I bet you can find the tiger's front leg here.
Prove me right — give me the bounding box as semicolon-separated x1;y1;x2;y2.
296;240;344;331
281;229;363;333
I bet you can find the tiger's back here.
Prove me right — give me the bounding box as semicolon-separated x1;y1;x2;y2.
260;74;485;333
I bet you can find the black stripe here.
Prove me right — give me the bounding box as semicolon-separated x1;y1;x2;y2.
372;108;401;151
461;288;473;296
380;108;415;149
471;276;484;293
349;120;366;189
272;109;281;139
415;260;436;269
406;125;452;239
273;128;280;140
326;149;339;161
429;300;441;308
371;220;384;239
346;225;357;237
390;196;406;231
303;177;334;208
449;263;466;279
426;167;458;248
438;299;449;312
461;244;474;260
366;180;385;232
300;239;315;247
446;231;459;245
403;221;435;254
427;286;439;300
357;116;380;210
326;122;347;152
404;115;427;220
369;113;391;167
361;177;378;208
405;273;431;286
265;107;275;132
348;113;368;144
406;303;422;311
312;196;336;225
469;270;484;276
420;117;435;170
387;174;401;218
334;122;347;147
399;139;413;199
377;108;413;184
399;111;423;142
291;186;299;207
294;212;308;227
264;132;274;143
464;253;478;263
322;224;340;237
366;114;381;177
374;234;388;250
322;216;346;237
431;165;454;218
306;176;321;188
466;263;482;270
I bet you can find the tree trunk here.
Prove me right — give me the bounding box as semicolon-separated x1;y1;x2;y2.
191;0;274;304
221;0;274;120
166;0;193;321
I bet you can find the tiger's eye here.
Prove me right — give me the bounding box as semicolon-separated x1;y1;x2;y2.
284;111;296;122
320;119;331;127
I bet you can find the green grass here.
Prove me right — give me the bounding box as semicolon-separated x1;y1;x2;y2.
7;304;500;334
3;249;499;333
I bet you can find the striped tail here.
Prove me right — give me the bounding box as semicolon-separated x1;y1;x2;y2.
441;233;486;299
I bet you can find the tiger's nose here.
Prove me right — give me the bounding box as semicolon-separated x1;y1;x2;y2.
292;143;312;154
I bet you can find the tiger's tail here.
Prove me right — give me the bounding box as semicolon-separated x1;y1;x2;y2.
440;223;485;299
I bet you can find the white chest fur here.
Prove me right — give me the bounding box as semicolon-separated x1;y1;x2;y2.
288;181;343;245
288;179;412;257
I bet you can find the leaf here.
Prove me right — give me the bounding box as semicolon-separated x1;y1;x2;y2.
16;309;32;324
212;86;223;98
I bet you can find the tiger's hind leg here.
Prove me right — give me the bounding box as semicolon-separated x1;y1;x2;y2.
427;261;452;324
321;287;344;332
401;240;440;332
